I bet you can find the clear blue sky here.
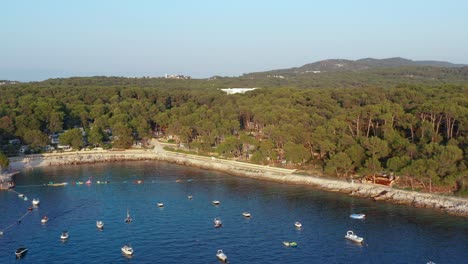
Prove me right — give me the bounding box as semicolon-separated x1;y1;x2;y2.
1;0;467;81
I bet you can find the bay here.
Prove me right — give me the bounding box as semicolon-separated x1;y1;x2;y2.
0;161;467;263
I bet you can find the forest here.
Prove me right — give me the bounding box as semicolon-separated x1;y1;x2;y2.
0;72;467;195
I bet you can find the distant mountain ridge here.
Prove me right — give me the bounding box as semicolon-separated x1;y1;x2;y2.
248;57;467;76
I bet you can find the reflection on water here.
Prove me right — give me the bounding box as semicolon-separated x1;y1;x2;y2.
0;161;467;264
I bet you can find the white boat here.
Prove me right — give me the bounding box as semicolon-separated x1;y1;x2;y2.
294;222;302;228
15;247;28;258
216;249;228;262
350;213;366;219
32;198;40;206
345;230;364;243
283;241;298;247
157;203;164;207
41;216;49;224
242;212;251;217
60;231;69;240
18;193;24;198
187;195;193;200
212;200;220;205
125;209;132;223
96;220;104;229
213;217;222;228
121;244;134;256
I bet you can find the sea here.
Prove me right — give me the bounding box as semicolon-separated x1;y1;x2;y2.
0;161;467;264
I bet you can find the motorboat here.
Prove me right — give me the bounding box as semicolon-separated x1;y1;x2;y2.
294;222;302;228
32;198;40;206
96;220;104;229
121;244;134;256
60;231;69;240
125;209;132;223
187;195;193;200
212;200;220;205
75;181;83;185
28;206;33;211
213;217;222;228
216;249;227;262
41;216;49;224
350;213;366;219
283;241;298;247
345;230;364;243
85;178;92;185
242;212;251;217
15;247;28;258
157;203;164;207
18;193;24;198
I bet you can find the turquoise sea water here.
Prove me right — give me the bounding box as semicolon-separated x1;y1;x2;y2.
0;161;467;263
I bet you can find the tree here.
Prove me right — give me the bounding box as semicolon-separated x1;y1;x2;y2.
24;129;49;149
325;152;353;177
88;126;104;146
112;123;133;148
59;128;84;150
0;152;9;170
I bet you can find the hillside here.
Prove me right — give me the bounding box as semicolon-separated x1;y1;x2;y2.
245;57;467;77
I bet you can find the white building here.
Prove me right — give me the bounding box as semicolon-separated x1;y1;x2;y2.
220;88;258;95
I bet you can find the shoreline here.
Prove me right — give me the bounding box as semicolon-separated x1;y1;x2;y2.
7;143;468;217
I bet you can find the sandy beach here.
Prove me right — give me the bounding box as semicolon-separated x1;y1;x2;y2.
6;141;468;217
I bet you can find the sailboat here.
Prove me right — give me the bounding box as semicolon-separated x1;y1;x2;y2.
125;209;132;223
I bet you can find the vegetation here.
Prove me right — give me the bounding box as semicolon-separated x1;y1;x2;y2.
0;70;467;194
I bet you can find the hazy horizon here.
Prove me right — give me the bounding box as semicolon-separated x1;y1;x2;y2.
2;0;468;82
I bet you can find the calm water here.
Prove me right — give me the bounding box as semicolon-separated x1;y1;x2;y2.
0;161;467;264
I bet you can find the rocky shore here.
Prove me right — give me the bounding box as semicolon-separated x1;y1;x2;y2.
7;142;468;217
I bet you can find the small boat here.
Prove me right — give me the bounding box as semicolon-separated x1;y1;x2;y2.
0;231;3;236
216;249;228;262
86;179;92;185
96;220;104;229
121;244;134;256
28;206;33;211
134;180;144;184
294;222;302;228
213;217;222;228
283;241;298;247
48;182;68;187
242;212;251;217
18;193;24;198
125;209;132;223
41;216;49;224
187;195;193;200
157;203;164;207
15;247;28;258
75;181;83;185
60;231;69;240
212;200;220;205
350;213;366;219
32;198;40;206
345;230;364;243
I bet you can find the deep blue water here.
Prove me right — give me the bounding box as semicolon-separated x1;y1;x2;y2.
0;161;467;264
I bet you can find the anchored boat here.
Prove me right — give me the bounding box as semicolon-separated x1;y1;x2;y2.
32;198;40;206
121;244;134;256
350;213;366;219
213;217;223;228
345;230;364;243
294;221;302;228
216;249;228;262
96;220;104;229
60;231;69;240
15;247;28;258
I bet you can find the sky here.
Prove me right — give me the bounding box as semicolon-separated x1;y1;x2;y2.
1;0;467;82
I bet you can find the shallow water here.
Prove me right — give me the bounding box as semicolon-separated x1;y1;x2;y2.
0;161;467;263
